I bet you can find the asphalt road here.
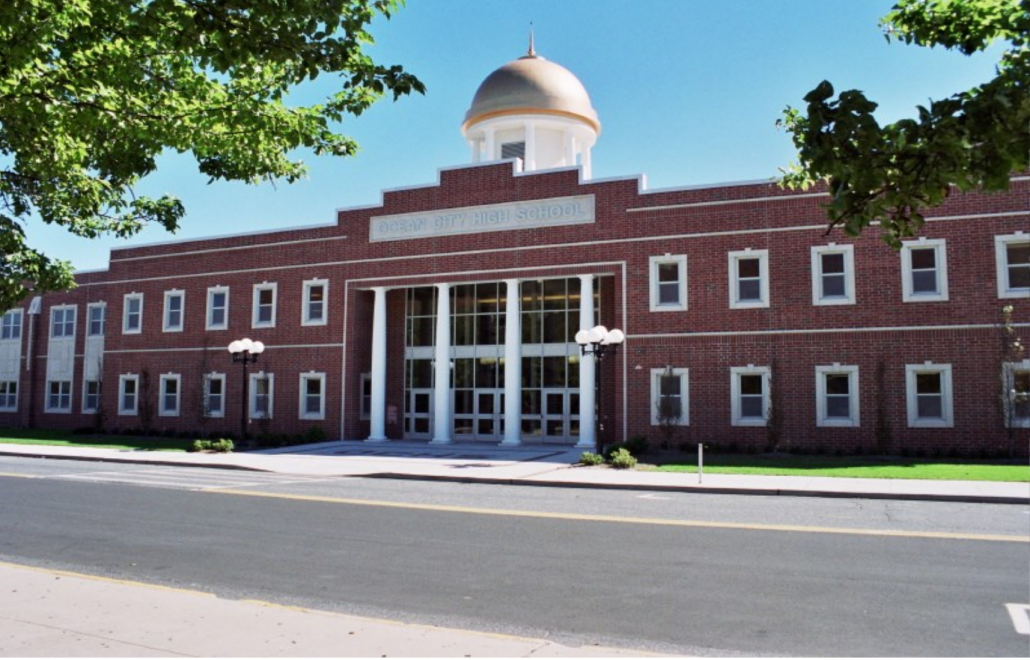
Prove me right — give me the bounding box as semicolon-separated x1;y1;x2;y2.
0;457;1027;656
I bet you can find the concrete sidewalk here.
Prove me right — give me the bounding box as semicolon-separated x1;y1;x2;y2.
0;562;655;657
0;440;1026;504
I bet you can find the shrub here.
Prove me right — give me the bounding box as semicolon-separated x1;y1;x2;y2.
302;425;328;444
608;448;637;469
677;441;693;454
189;438;234;453
579;451;604;466
624;435;649;456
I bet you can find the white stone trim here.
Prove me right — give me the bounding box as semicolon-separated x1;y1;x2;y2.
810;244;856;306
649;255;688;312
728;249;769;309
905;363;953;428
995;232;1030;299
650;367;689;426
901;238;949;303
730;365;769;426
815;365;860;428
299;372;326;421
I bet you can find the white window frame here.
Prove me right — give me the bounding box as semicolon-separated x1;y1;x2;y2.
163;290;185;333
995;233;1030;299
731;365;770;426
901;239;949;302
50;305;76;339
118;374;139;416
649;367;689;426
811;244;856;306
299;372;326;420
1;309;22;340
302;279;329;326
250;372;274;419
203;373;226;418
905;363;954;428
86;303;106;337
1003;360;1030;429
206;286;229;330
45;380;72;413
159;373;181;417
123;293;144;334
82;380;101;414
0;381;18;412
815;365;860;427
648;255;688;312
252;282;277;328
728;249;770;309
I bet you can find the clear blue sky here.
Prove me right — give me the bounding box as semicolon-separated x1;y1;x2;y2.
33;0;1004;272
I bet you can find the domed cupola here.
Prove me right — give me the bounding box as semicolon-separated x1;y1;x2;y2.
461;36;600;178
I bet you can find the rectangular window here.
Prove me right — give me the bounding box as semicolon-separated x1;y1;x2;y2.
501;141;525;160
1004;361;1030;429
204;373;226;418
360;372;373;421
50;306;76;338
1;309;22;340
815;365;859;427
119;375;139;416
905;363;953;427
995;233;1030;298
82;380;101;414
250;373;274;419
123;293;143;334
207;286;229;330
46;380;72;413
901;239;948;302
299;372;326;420
811;245;856;305
163;291;184;332
731;366;770;426
648;255;688;312
87;303;106;337
159;374;181;416
302;279;328;326
650;367;689;426
728;249;769;309
0;381;17;411
252;283;277;328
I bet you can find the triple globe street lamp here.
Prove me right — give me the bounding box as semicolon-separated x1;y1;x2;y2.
228;338;265;444
575;325;624;453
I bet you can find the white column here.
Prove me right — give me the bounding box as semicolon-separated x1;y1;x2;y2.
581;143;592;180
524;123;536;172
501;279;522;446
431;283;452;444
485;128;496;163
563;129;575;167
577;275;596;449
366;287;388;443
470;139;481;163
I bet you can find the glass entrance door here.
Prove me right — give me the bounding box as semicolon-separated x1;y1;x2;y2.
542;389;569;444
405;389;432;439
474;389;502;442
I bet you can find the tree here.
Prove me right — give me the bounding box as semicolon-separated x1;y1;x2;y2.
779;0;1029;247
0;0;424;310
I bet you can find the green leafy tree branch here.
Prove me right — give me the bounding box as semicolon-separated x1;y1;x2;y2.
779;0;1029;247
0;0;424;310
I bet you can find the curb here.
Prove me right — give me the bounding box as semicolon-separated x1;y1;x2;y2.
1;450;1026;506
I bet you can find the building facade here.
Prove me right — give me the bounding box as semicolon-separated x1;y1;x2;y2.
2;48;1028;455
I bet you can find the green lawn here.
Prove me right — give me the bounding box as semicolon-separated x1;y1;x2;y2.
0;428;192;452
644;454;1030;482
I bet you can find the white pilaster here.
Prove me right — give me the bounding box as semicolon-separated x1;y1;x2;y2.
431;283;452;444
577;275;596;449
524;122;536;172
485;128;496;162
366;287;388;443
581;144;592;180
501;279;522;446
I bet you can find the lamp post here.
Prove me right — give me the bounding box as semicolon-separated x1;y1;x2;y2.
228;338;265;444
575;325;624;454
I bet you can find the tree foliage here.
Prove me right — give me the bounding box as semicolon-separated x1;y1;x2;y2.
780;0;1029;247
0;0;424;310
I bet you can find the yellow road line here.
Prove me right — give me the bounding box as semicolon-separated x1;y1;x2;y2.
0;560;217;597
0;471;36;479
217;488;1030;544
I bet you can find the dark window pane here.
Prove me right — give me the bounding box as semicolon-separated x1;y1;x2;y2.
737;258;760;278
543;311;567;343
910;248;936;270
917;395;943;418
915;373;941;394
826;396;850;418
454;390;473;415
543;357;566;387
740;374;764;395
476;282;499;313
738;279;761;301
912;270;938;293
660;375;681;396
477;314;499;345
741;396;764;418
659;282;679;305
825;374;850;395
822;274;846;297
821;253;844;274
454;359;474;388
658;262;679;283
543;279;566;310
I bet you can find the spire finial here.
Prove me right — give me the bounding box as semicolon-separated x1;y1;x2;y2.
527;22;536;57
